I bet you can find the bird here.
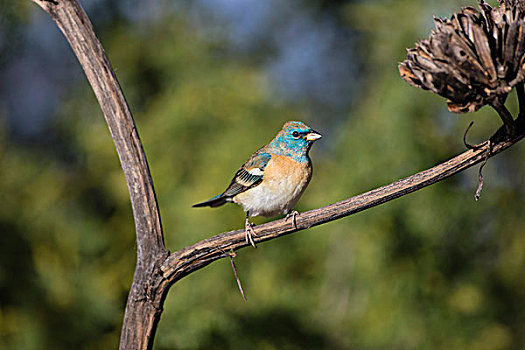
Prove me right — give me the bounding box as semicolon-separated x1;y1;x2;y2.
193;121;322;248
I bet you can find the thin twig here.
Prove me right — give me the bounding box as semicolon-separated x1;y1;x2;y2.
228;251;247;302
218;248;247;301
464;121;491;200
475;140;491;201
463;121;476;149
463;121;487;150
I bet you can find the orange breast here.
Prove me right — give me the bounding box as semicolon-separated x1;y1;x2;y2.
233;154;312;217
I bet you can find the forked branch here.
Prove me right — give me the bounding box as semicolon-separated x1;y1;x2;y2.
31;1;525;350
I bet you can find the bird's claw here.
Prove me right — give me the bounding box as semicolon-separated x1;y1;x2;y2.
285;210;299;229
245;218;257;248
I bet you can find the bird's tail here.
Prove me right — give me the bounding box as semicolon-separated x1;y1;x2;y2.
192;193;228;208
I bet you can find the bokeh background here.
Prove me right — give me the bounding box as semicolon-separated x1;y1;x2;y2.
1;0;525;349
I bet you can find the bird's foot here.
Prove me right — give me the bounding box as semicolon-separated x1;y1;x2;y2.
285;210;299;229
245;217;257;248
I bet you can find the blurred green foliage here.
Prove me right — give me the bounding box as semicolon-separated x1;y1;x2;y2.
1;0;525;349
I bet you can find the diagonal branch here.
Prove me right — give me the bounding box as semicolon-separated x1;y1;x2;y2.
160;121;525;284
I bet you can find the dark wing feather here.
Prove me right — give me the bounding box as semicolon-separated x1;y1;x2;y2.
222;168;264;197
223;151;271;196
192;151;271;208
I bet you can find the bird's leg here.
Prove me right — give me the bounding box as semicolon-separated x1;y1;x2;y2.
285;210;299;229
245;212;257;248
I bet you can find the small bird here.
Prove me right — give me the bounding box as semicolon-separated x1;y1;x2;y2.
193;121;322;247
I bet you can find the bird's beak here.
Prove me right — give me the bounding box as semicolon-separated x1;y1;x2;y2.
305;130;322;141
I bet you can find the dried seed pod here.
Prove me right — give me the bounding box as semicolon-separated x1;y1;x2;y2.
399;0;525;117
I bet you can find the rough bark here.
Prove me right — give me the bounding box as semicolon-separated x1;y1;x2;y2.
31;0;166;348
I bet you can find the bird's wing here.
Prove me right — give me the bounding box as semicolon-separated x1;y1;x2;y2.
222;151;272;197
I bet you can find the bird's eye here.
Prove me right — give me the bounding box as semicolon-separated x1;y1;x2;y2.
292;131;300;138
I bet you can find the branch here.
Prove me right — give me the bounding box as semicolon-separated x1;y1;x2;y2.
31;0;166;348
160;121;525;284
31;0;525;349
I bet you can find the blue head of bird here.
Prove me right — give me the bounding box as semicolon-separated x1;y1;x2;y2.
266;121;322;163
